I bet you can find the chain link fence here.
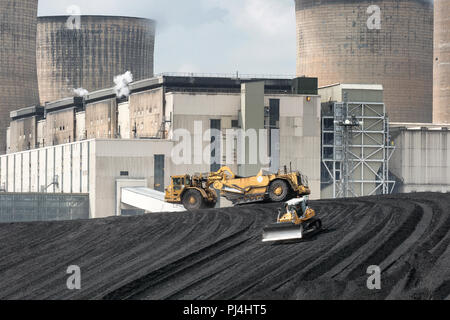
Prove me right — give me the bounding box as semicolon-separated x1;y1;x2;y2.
0;193;89;223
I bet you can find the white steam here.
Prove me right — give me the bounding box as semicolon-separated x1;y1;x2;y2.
73;87;89;97
114;71;133;98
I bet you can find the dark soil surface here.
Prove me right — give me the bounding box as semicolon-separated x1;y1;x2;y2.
0;193;449;300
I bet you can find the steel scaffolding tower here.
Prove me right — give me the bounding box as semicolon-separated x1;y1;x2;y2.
321;100;396;198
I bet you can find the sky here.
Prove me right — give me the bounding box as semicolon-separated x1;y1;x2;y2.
38;0;297;76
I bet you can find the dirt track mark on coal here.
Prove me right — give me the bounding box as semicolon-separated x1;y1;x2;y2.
0;193;449;300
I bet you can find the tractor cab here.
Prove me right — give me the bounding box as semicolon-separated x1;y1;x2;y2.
283;197;308;218
165;175;191;202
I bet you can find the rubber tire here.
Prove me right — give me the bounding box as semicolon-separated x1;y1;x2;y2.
182;190;206;211
206;201;217;209
268;180;289;202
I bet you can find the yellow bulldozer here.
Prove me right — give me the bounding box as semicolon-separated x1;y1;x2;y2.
165;165;311;210
262;197;322;242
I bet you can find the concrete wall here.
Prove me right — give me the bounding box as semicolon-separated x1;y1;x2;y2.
6;127;10;154
240;82;265;177
93;139;175;218
433;0;450;124
167;92;241;176
390;127;450;193
36;120;45;148
75;111;86;141
320;84;384;104
118;102;130;139
272;94;321;199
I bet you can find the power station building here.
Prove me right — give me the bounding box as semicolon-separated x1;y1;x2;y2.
0;0;40;155
390;123;450;193
433;0;450;124
1;75;322;221
1;1;448;223
295;0;434;123
0;11;156;155
36;15;156;105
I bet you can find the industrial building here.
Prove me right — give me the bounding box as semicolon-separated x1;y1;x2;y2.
390;123;450;193
0;139;176;219
36;15;156;104
319;84;395;199
0;0;40;155
0;10;156;155
434;0;450;124
295;0;434;123
1;75;322;221
318;82;450;198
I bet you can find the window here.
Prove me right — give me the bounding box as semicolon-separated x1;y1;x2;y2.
120;171;129;176
172;177;184;191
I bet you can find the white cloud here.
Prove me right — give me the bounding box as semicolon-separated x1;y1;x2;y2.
176;64;202;74
211;0;295;37
38;0;297;75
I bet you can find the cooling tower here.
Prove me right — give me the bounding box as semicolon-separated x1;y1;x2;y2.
0;0;39;154
433;0;450;124
37;15;155;104
295;0;434;123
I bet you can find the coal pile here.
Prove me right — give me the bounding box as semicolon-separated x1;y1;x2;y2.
0;193;448;300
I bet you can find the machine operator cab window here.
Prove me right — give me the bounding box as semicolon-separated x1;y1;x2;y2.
172;177;185;191
297;173;308;187
285;197;309;218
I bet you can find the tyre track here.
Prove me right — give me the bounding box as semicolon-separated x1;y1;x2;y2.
0;193;448;300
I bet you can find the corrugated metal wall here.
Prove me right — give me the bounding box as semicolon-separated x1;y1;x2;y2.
390;128;450;192
0;140;92;193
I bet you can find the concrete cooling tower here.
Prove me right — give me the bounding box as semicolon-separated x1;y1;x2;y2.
0;0;40;154
295;0;434;123
433;0;450;124
37;15;156;104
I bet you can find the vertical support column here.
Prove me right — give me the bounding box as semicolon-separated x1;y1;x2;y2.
239;81;265;177
269;99;280;173
210;119;221;207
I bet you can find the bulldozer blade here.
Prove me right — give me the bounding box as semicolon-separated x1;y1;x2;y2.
262;223;304;242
